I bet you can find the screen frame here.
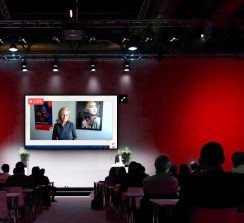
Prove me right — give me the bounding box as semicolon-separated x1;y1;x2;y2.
25;95;118;150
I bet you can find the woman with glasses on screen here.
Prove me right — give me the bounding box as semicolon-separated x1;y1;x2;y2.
52;107;77;140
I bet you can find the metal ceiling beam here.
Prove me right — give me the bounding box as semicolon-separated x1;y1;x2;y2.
138;0;152;19
0;53;243;61
0;19;243;29
0;0;11;20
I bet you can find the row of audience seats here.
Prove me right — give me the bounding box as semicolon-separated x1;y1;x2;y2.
92;142;244;223
0;162;56;223
93;181;244;223
0;184;54;223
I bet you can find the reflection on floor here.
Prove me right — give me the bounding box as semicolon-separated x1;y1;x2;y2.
35;196;120;223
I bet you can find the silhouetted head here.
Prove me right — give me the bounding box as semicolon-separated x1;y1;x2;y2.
1;164;9;173
15;161;25;173
168;164;178;175
199;142;225;168
137;163;146;174
232;151;244;168
128;161;138;174
109;167;118;177
15;162;25;174
154;154;170;173
40;168;45;176
179;163;191;176
32;166;40;175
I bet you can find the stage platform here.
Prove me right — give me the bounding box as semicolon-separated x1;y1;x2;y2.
56;187;93;196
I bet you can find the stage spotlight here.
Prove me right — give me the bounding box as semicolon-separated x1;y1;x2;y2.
53;61;59;72
89;36;96;44
128;45;137;51
19;37;27;44
124;60;130;72
121;36;138;51
53;36;60;43
69;9;73;19
9;41;18;52
90;63;96;72
21;60;28;72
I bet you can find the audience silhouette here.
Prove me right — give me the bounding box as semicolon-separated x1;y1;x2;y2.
5;162;34;188
176;141;244;223
139;154;178;223
0;163;11;184
232;151;244;174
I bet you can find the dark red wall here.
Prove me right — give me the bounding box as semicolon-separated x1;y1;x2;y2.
0;59;243;170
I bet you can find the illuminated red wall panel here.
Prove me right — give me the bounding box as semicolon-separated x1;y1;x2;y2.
0;59;243;170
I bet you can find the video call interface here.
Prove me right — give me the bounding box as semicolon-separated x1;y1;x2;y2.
25;95;118;150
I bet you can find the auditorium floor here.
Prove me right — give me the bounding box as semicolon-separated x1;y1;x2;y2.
35;196;120;223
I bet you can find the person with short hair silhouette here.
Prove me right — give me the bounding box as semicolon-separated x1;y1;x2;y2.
176;142;244;223
0;164;11;184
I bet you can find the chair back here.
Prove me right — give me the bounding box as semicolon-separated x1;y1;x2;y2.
1;187;25;206
190;207;236;223
0;191;9;217
127;187;143;194
230;212;244;223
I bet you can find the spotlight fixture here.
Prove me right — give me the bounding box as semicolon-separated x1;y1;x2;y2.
53;36;60;43
21;60;28;72
169;37;178;42
0;38;4;44
128;45;137;51
19;37;27;44
145;37;153;42
9;41;18;52
89;37;96;44
53;61;59;72
90;63;96;72
69;9;73;19
122;38;129;43
123;60;130;72
125;34;139;51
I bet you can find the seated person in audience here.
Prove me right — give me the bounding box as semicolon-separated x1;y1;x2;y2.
0;164;11;184
40;168;49;183
190;161;201;175
178;163;191;186
143;155;178;197
232;151;244;174
120;161;147;191
168;163;179;179
139;155;178;223
30;166;43;185
5;163;34;188
232;151;244;212
15;161;25;169
105;167;118;186
115;166;127;184
30;166;51;208
176;142;244;223
138;163;149;179
40;168;56;202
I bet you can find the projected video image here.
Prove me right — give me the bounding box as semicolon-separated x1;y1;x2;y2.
25;95;117;149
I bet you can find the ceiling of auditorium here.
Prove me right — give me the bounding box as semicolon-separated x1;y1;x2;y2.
0;0;243;60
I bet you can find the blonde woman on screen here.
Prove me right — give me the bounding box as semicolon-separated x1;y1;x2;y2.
52;107;77;140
